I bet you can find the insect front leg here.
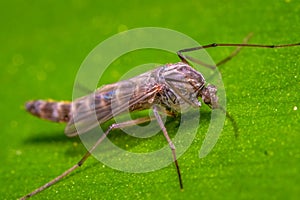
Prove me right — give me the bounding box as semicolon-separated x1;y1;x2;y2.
177;33;299;69
152;105;183;189
177;32;253;69
20;116;153;200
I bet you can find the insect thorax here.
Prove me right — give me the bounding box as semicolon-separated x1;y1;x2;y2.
154;62;206;112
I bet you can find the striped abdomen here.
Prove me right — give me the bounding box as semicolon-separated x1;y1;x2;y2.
25;100;71;123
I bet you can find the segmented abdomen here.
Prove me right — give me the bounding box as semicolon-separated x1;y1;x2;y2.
25;100;71;123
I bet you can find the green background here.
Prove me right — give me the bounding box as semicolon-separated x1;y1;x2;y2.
1;0;299;199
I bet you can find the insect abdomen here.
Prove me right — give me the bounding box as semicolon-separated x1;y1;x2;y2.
25;100;71;123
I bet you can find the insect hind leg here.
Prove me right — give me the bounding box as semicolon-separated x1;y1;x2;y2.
20;116;153;200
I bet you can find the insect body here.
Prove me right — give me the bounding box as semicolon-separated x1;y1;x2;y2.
26;62;218;136
24;62;216;199
26;100;71;123
21;34;300;199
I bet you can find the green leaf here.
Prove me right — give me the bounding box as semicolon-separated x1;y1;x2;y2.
1;1;299;199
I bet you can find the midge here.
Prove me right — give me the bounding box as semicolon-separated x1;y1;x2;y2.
21;34;300;199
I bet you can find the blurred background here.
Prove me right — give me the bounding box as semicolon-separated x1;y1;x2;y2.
0;0;299;199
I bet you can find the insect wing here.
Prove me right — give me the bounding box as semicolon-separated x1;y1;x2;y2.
65;80;159;136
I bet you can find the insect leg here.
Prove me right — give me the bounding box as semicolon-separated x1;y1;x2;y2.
152;105;183;189
177;33;300;69
214;105;239;138
20;116;153;200
177;33;253;69
215;32;253;67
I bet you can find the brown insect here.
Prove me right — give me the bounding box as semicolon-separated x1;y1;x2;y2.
21;33;300;199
